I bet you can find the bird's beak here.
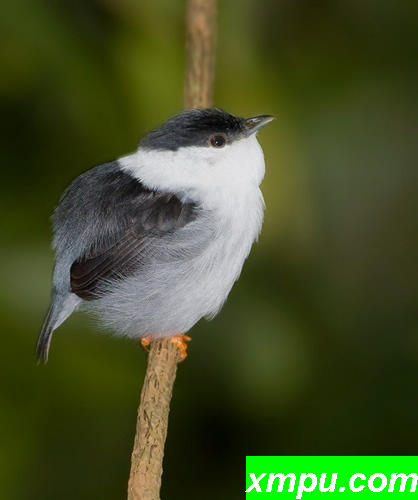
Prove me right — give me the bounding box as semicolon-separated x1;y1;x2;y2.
244;115;275;136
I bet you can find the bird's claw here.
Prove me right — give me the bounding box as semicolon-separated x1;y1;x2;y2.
140;336;153;351
170;334;191;362
140;334;191;361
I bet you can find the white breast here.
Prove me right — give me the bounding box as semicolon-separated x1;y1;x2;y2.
108;135;266;336
196;183;265;319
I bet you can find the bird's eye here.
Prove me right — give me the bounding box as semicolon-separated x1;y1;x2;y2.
210;134;226;148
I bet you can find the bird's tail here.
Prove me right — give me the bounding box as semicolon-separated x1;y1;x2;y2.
36;293;80;364
36;305;55;364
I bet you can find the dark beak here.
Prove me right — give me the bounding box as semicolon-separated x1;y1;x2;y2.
244;115;275;136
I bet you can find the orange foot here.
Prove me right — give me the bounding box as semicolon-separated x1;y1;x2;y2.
140;334;191;361
170;334;192;362
140;335;153;351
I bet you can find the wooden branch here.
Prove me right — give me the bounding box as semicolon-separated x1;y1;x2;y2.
127;1;217;499
127;340;181;500
185;0;217;109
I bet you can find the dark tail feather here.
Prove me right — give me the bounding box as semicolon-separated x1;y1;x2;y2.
36;306;55;364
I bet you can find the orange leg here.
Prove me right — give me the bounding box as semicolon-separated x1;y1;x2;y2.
140;334;191;361
170;334;192;362
140;335;153;351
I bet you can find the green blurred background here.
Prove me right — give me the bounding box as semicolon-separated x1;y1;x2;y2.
1;0;417;498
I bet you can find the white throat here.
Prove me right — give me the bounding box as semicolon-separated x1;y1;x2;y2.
119;134;266;210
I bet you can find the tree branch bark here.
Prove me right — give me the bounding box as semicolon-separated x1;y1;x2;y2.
127;1;217;499
185;0;217;109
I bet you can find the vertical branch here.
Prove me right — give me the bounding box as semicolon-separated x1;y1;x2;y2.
127;1;217;499
185;0;217;108
127;340;181;500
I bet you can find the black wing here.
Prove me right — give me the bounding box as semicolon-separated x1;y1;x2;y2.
53;162;197;300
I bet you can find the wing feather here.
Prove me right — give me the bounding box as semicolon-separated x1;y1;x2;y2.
64;165;198;300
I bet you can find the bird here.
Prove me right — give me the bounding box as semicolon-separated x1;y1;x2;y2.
37;108;273;363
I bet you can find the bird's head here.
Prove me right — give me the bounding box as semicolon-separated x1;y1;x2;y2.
124;108;273;200
140;108;273;152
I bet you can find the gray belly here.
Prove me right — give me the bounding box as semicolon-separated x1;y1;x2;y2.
84;188;264;338
85;226;255;338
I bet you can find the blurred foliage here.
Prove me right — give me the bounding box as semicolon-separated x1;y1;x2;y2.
1;0;418;499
